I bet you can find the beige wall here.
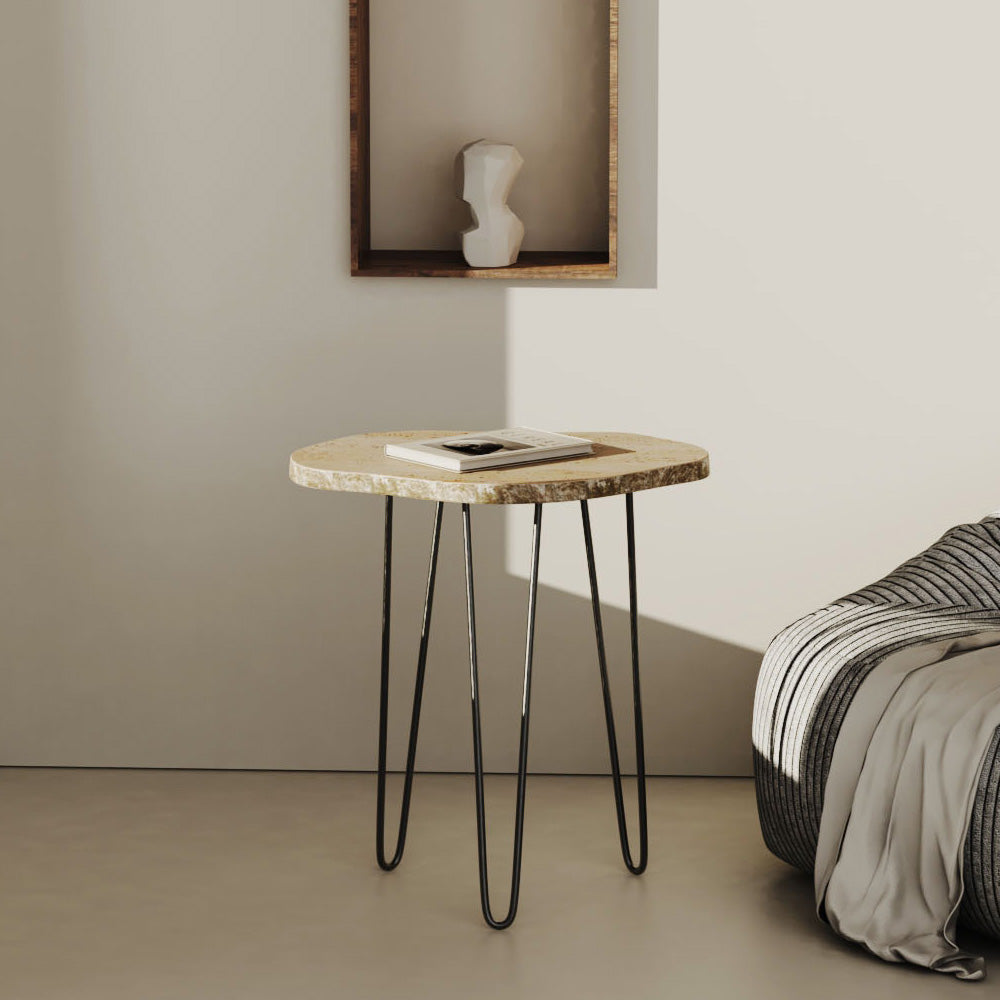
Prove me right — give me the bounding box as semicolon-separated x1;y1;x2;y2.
2;1;998;775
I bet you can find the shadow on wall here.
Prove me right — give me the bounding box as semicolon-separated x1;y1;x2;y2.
0;0;515;768
524;578;759;776
0;0;755;775
352;497;760;778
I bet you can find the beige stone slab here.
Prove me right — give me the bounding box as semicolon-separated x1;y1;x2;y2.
289;431;709;505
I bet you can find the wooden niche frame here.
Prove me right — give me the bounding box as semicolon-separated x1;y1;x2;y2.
350;0;618;279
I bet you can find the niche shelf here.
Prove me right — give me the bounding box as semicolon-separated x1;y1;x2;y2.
350;0;618;279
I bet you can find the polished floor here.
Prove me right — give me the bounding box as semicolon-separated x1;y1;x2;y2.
3;770;999;999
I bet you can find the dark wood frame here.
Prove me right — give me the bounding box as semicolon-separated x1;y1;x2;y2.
349;0;618;279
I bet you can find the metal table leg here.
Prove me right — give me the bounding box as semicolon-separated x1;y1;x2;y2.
462;502;543;929
581;494;648;875
374;492;646;927
375;496;443;871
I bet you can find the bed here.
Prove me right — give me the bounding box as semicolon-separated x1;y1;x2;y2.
753;515;1000;940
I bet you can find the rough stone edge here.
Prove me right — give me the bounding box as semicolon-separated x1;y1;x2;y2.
288;454;710;505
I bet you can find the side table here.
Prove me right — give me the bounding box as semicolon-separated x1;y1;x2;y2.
289;431;709;928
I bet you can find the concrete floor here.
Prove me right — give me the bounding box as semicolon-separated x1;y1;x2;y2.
3;771;999;999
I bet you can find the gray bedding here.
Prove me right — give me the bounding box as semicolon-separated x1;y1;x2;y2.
815;635;1000;979
753;516;1000;941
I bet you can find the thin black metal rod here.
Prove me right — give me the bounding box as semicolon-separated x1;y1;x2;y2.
580;493;648;875
376;497;444;871
463;502;543;929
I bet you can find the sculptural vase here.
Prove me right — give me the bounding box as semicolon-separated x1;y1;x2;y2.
459;140;525;268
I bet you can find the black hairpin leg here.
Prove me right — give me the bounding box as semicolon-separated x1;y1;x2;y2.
376;496;444;871
462;502;543;929
581;494;648;875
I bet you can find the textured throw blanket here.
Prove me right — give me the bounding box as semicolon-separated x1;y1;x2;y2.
753;515;1000;976
815;632;1000;980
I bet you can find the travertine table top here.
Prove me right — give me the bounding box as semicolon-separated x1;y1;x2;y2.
289;431;709;505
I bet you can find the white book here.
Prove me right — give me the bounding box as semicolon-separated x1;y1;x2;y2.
385;428;593;473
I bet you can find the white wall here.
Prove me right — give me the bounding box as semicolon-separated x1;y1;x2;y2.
2;1;998;775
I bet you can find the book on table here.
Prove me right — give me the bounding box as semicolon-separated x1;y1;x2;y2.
384;429;594;473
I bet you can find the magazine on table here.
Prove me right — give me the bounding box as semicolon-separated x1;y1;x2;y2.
384;428;593;473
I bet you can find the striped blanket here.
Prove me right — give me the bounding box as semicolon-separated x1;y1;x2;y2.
753;515;1000;940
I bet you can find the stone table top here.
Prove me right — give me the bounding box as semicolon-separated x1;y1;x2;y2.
289;431;709;505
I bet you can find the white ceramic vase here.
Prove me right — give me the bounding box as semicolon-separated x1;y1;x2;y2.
458;139;525;268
